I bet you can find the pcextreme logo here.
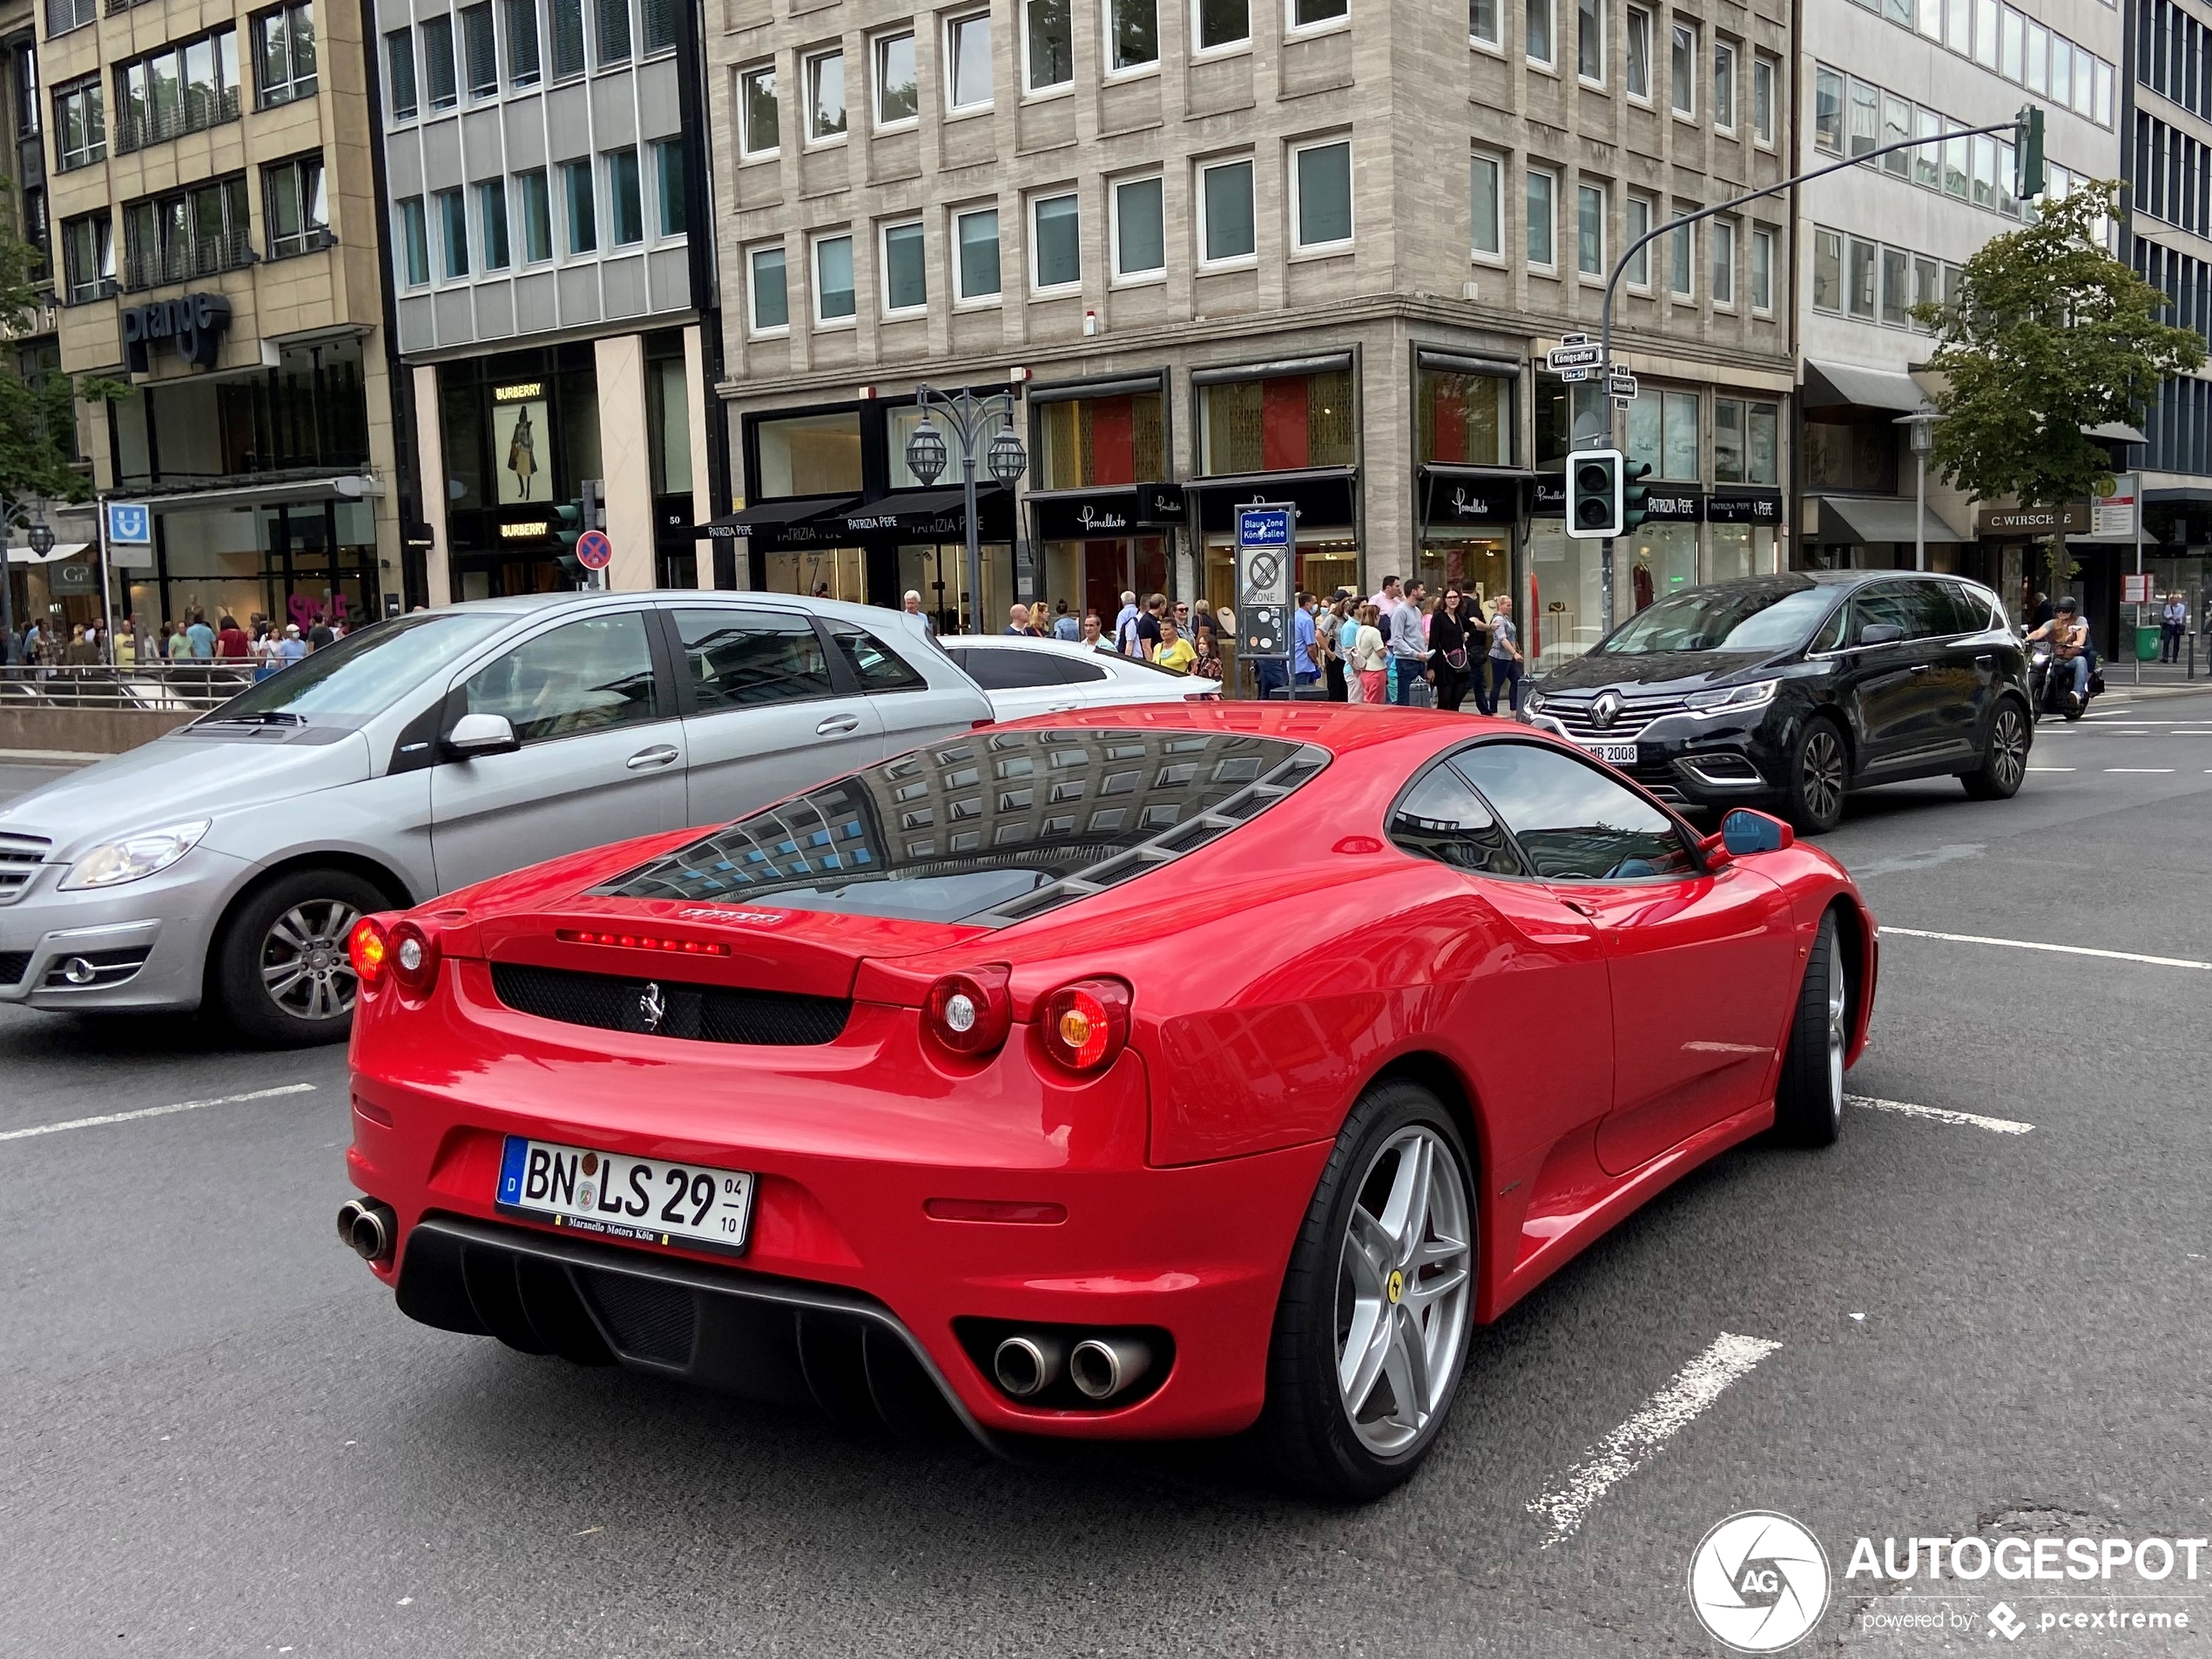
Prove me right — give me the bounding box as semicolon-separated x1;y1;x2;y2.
1688;1512;1834;1652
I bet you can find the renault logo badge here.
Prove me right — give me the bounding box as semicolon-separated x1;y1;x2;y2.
638;982;665;1033
1591;690;1623;730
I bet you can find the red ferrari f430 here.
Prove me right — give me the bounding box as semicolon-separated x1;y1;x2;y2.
341;705;1876;1499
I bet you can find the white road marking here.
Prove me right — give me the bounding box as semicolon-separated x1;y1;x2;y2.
1528;1332;1784;1547
1847;1095;2035;1135
2025;765;2075;772
0;1082;319;1143
2105;767;2175;773
1882;927;2212;972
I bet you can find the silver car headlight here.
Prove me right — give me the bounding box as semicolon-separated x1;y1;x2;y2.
1525;691;1548;713
1683;679;1781;718
59;819;212;890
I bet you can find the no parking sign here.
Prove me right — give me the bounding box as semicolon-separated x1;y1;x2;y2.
576;529;612;571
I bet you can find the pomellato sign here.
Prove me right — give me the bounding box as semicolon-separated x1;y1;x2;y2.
119;292;233;374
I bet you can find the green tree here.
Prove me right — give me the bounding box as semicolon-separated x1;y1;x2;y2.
0;182;125;520
1914;181;2206;608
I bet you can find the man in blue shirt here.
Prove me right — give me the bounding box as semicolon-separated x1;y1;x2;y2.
1293;592;1321;691
185;610;217;660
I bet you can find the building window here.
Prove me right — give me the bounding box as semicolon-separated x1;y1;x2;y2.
1669;210;1693;296
881;219;927;312
436;185;469;277
1669;19;1694;114
23;186;49;283
1197;368;1355;474
756;409;864;496
1846;234;1876;318
115;31;241;152
1197;0;1249;51
1879;245;1910;325
1525;168;1556;268
1812;64;1839;152
517;168;551;260
1526;0;1554;64
1107;0;1160;74
1415;366;1511;466
1577;0;1603;80
1026;0;1074;90
1626;388;1699;480
1291;138;1352;252
550;0;585;78
653;138;685;236
1711;38;1734;129
508;0;541;84
813;232;856;322
1848;77;1877;157
1712;400;1777;484
61;211;114;303
954;206;1000;300
1200;158;1256;265
749;243;789;332
1912;106;1940;189
1624;5;1650;96
1032;191;1080;290
1750;225;1773;311
1880;91;1909;177
461;3;496;98
52;77;103;169
1576;181;1605;276
46;0;96;37
807;47;846;141
122;176;252;289
1289;0;1348;30
607;146;643;246
738;64;778;155
1470;152;1503;258
947;11;992;110
596;0;631;65
421;15;457;110
480;177;510;269
1112;175;1165;280
13;43;38;138
1751;53;1776;143
1811;226;1840;310
1710;216;1734;306
641;0;677;55
874;29;917;126
1034;388;1166;488
562;157;596;253
265;152;327;258
253;1;317;108
1625;192;1652;286
388;24;419;115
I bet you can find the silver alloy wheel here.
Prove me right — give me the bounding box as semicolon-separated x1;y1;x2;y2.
1988;707;2027;791
1824;921;1849;1128
1800;726;1845;824
1334;1126;1473;1457
260;899;363;1023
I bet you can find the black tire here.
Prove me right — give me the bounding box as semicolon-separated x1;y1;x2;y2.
1257;1079;1476;1502
2062;698;2086;722
1960;699;2030;800
1783;716;1849;836
1772;910;1849;1146
213;867;388;1049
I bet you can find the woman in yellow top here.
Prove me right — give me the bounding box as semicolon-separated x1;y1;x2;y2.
1152;616;1197;674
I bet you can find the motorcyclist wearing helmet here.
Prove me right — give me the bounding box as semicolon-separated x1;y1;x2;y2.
2025;596;2093;707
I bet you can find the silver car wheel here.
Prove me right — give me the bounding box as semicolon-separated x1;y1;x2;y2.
1334;1126;1473;1457
260;900;362;1023
1824;921;1849;1128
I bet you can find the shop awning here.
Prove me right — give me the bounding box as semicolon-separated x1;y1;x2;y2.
1811;495;1972;545
122;474;386;511
1186;467;1359;536
827;487;998;536
1803;361;1933;414
2084;421;2147;443
1420;464;1533;526
5;543;92;564
689;496;860;537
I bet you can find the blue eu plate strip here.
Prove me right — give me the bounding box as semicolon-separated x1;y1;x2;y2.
498;1135;528;1204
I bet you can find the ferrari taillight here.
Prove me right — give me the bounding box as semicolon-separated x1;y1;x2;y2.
388;919;442;1000
923;966;1012;1057
1039;978;1131;1073
348;916;390;987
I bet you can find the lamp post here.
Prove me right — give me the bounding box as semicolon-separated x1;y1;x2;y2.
1895;408;1942;573
0;500;55;672
903;386;1026;637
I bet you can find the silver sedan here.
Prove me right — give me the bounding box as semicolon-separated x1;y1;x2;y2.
0;591;989;1046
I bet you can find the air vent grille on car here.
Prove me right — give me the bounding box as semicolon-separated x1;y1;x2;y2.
0;952;30;987
490;962;850;1045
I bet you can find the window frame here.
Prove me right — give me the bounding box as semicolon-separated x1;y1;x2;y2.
516;166;552;263
1576;179;1606;280
397;194;429;287
261;152;327;260
1710;36;1736;132
812;229;858;327
421;12;458;111
435;184;469;280
1668;206;1694;300
880;216;928;315
1103;0;1163;80
479;175;511;270
1525;165;1559;272
1110;171;1167;284
1285;0;1350;39
1197;155;1258;269
1289;135;1354;255
1471;0;1503;51
651;137;685;238
748;240;791;335
1669;17;1696;117
605;144;644;247
737;61;779;159
1624;4;1652;100
1624;191;1653;288
459;1;496;100
252;0;319;110
1751;51;1775;145
1470;148;1505;263
385;28;418;120
1576;0;1604;83
1400;739;1703;887
560;155;597;256
952;204;1002;306
1710;214;1736;308
944;9;994;114
1750;224;1774;313
1024;0;1076;95
1193;0;1252;57
805;45;848;145
872;27;918;131
1526;0;1556;68
1029;189;1082;294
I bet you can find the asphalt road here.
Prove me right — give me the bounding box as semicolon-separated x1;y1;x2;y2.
3;698;2209;1657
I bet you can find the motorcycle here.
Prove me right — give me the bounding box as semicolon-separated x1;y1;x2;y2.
2026;638;2101;722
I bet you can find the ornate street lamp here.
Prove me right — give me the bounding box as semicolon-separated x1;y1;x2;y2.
907;388;1025;636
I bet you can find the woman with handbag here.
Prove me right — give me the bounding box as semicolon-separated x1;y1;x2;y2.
1428;588;1474;712
1352;604;1389;704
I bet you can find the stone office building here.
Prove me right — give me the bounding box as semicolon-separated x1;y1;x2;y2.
35;0;404;631
706;0;1793;663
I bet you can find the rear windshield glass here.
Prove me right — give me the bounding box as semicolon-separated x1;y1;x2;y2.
1599;583;1833;655
598;728;1325;925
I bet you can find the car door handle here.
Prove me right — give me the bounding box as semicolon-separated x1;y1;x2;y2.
1976;653;1996;668
1556;896;1599;918
1907;664;1932;674
815;712;861;735
625;745;680;771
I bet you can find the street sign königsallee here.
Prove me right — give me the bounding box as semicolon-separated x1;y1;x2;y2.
1236;503;1294;660
1547;344;1605;371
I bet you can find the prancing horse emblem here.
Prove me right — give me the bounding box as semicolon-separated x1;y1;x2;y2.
638;981;666;1033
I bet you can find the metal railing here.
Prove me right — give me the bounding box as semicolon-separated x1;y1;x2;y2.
115;89;242;154
0;662;256;712
123;228;254;293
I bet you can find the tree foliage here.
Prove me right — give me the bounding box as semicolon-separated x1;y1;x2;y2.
0;177;126;529
1914;182;2206;509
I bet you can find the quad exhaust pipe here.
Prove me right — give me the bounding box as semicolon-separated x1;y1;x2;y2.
1069;1335;1151;1401
337;1197;396;1264
991;1333;1065;1398
991;1331;1155;1403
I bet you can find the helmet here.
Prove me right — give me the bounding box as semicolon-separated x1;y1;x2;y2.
2054;595;2080;614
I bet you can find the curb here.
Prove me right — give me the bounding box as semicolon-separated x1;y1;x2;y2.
0;749;104;765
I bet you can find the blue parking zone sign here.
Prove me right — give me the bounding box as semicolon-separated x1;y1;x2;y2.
106;502;152;545
1237;506;1292;550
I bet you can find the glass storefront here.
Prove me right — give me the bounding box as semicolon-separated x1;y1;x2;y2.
1040;537;1167;624
1199;368;1356;474
441;341;602;597
1707;523;1784;581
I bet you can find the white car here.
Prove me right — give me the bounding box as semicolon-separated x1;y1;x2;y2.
937;635;1223;719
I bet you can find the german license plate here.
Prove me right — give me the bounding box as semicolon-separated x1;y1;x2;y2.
496;1135;755;1255
1581;742;1640;765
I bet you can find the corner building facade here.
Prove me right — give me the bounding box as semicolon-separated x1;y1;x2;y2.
709;0;1793;664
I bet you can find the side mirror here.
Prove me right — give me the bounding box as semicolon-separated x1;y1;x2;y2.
444;711;520;759
1858;622;1905;647
1721;808;1795;855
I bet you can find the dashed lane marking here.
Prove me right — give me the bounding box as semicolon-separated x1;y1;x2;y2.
2025;765;2075;772
1882;927;2212;972
1848;1095;2035;1135
1528;1332;1784;1547
0;1083;320;1143
2105;767;2176;773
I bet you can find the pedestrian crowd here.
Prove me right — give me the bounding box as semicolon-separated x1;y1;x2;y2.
10;608;347;673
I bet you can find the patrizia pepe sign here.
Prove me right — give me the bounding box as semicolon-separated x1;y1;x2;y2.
119;292;233;374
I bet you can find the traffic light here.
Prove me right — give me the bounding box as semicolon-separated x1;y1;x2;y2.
2013;105;2045;199
1567;448;1623;540
1621;460;1655;533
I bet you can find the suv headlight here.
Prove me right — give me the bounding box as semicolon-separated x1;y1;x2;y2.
1525;690;1548;713
1683;679;1781;717
59;819;212;890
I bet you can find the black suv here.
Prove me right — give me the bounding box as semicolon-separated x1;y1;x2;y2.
1523;571;2032;833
